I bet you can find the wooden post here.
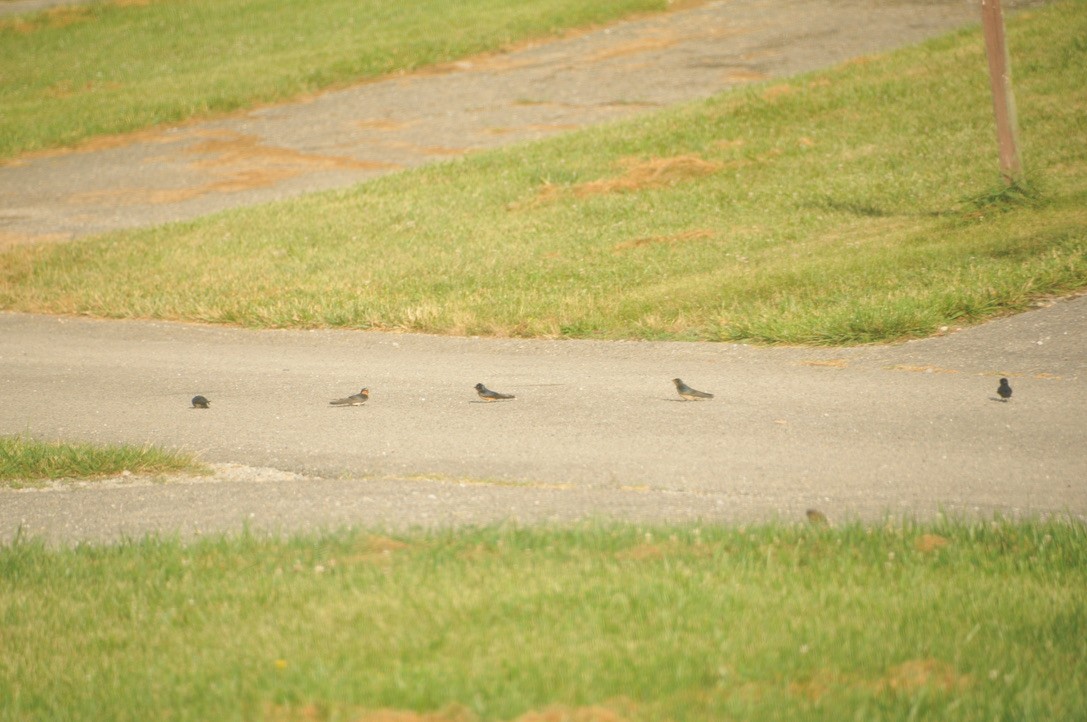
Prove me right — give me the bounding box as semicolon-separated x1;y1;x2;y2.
981;0;1022;184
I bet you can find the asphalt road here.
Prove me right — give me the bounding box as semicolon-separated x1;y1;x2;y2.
1;0;1080;544
2;298;1084;544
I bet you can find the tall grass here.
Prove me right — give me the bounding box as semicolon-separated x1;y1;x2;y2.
0;0;665;159
1;1;1085;344
1;521;1084;721
0;435;204;486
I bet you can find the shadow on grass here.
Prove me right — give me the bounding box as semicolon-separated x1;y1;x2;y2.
811;177;1046;221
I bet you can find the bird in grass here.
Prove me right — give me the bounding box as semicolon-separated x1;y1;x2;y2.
475;383;515;402
191;395;210;409
673;378;713;401
997;378;1012;402
806;509;828;526
330;388;369;406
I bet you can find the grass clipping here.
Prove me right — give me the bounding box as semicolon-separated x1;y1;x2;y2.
534;154;723;204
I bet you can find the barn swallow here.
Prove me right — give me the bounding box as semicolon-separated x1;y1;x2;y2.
330;388;369;406
475;383;515;401
997;378;1012;402
673;378;713;400
806;509;828;525
191;395;210;409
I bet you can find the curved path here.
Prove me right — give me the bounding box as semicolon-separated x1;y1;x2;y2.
2;0;1002;244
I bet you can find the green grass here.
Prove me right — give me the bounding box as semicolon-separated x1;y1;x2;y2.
2;1;1086;344
0;435;205;486
1;520;1084;721
0;0;665;159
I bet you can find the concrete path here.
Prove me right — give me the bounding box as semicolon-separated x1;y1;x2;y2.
1;0;995;244
2;298;1084;544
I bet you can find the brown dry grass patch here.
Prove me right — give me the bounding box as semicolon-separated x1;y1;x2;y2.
787;659;971;702
357;119;415;131
481;124;581;136
334;534;411;567
263;704;633;722
799;358;849;368
526;154;723;208
187;131;395;172
577;155;721;195
586;33;682;62
615;538;713;561
0;230;73;250
880;659;972;694
914;533;950;553
888;364;961;375
514;705;633;722
724;69;768;83
63;130;401;205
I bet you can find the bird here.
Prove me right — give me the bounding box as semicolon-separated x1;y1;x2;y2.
806;509;828;526
191;395;210;409
673;378;713;401
330;388;369;406
997;378;1012;402
475;383;515;402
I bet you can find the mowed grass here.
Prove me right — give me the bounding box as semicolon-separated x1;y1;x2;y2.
0;435;204;487
0;0;665;159
1;521;1084;721
2;2;1086;344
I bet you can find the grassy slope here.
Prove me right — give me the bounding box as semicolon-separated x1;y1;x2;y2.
0;0;665;159
1;2;1085;344
0;435;204;486
1;521;1084;721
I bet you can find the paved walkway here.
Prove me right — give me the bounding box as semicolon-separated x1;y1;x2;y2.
1;0;992;244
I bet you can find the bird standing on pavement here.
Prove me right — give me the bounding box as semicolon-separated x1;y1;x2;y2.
997;378;1012;402
475;383;515;402
673;378;713;401
191;395;210;409
330;388;369;406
